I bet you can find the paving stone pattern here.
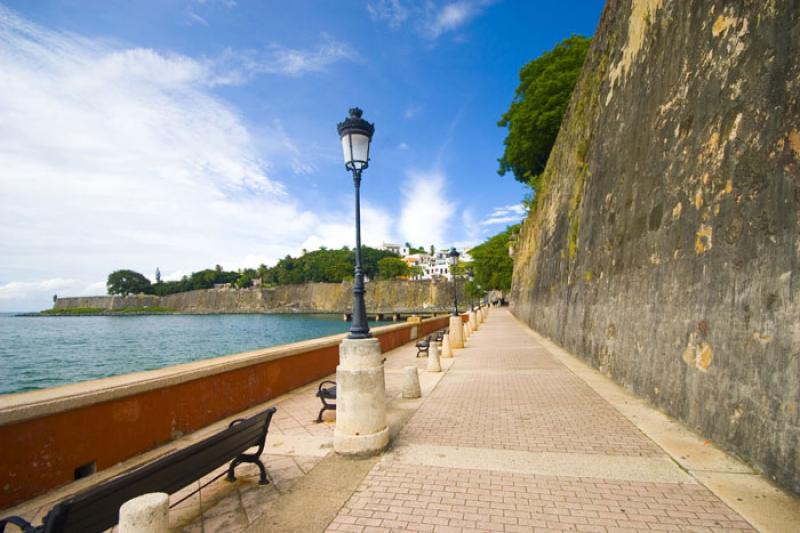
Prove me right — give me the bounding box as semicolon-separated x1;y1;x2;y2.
328;309;756;532
327;462;753;533
401;372;662;456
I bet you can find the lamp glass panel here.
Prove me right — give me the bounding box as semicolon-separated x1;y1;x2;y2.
350;133;370;168
340;134;353;166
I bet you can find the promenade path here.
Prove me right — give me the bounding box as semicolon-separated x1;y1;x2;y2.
5;308;797;532
321;309;760;533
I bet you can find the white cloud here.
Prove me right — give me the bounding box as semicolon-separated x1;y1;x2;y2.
0;6;383;311
367;0;410;28
428;2;476;38
481;203;527;226
0;279;78;301
368;1;493;40
186;11;209;27
460;208;482;244
398;169;455;246
216;39;360;81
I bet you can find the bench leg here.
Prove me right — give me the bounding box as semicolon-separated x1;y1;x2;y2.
254;459;270;485
316;399;335;423
226;457;242;482
226;456;271;486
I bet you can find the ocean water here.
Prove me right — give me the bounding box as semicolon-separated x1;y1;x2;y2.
0;313;390;395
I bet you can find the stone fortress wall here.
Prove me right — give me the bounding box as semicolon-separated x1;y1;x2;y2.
510;0;799;492
53;279;470;315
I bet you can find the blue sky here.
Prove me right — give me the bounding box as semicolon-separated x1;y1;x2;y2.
0;0;603;310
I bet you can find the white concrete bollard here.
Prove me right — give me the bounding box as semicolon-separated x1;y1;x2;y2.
402;366;422;398
470;310;478;331
334;338;389;456
441;331;453;357
449;316;464;349
119;492;169;533
463;322;470;341
427;339;441;372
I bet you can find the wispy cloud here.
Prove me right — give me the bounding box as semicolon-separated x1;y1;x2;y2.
398;169;455;246
404;103;422;119
186;11;209;26
481;203;527;226
209;38;360;84
367;1;494;41
367;0;410;28
258;39;360;77
0;5;383;311
428;2;479;38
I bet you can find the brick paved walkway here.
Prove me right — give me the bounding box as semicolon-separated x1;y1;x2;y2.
327;309;756;533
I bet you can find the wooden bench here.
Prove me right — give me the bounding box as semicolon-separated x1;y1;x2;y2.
0;406;277;533
315;380;336;423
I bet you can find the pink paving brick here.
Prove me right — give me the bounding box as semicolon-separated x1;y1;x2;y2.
328;462;755;532
320;310;757;533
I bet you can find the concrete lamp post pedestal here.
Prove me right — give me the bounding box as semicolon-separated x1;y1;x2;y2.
470;310;478;331
449;316;464;349
333;338;389;457
427;339;441;372
441;331;452;357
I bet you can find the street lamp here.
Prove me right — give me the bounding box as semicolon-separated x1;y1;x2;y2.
338;108;375;339
447;247;460;316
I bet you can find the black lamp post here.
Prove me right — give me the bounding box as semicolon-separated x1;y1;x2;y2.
467;268;475;311
338;108;375;339
447;247;460;316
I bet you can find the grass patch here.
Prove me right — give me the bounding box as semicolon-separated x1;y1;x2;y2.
41;306;177;315
115;306;177;314
41;307;106;315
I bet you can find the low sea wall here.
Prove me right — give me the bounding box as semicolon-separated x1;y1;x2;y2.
0;315;450;508
52;280;467;314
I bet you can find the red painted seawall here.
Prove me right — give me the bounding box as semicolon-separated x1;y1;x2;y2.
0;316;449;508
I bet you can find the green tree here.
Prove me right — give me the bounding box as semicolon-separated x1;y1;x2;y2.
155;267;161;283
498;36;590;190
107;269;152;296
377;257;410;280
359;246;399;280
468;225;521;293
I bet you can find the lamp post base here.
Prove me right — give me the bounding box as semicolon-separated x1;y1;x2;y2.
334;427;390;457
334;338;389;457
449;316;464;349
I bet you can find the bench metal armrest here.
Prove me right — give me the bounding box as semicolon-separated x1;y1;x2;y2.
317;380;336;392
0;515;36;533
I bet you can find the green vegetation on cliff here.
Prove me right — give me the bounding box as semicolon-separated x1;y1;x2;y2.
377;257;410;280
106;246;401;296
498;35;590;196
467;225;520;293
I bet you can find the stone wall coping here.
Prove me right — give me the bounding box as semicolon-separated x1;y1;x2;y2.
0;317;443;426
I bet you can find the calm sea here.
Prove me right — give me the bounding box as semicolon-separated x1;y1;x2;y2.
0;313;390;395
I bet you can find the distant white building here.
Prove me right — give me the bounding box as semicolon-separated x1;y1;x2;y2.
382;242;472;280
404;246;472;281
382;242;402;255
